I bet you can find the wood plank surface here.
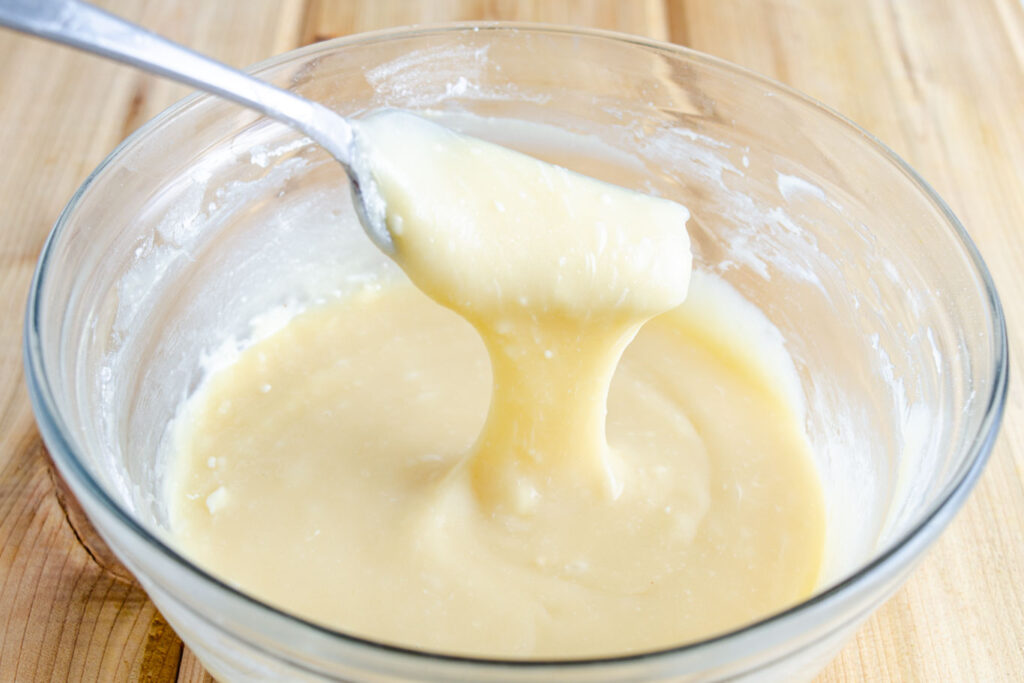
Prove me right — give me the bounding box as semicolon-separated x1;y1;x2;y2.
0;1;1020;680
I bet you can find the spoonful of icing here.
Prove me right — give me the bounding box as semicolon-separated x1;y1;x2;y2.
0;0;393;252
2;0;695;509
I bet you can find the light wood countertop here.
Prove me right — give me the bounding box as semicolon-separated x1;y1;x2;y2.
1;1;1021;680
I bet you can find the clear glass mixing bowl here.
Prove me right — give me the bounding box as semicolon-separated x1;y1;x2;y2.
24;24;1007;682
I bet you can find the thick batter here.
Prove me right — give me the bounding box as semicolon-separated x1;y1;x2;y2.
168;111;825;658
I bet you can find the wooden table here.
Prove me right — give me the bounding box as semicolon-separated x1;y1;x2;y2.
1;1;1022;680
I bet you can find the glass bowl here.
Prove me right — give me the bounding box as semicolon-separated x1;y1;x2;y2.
24;24;1007;681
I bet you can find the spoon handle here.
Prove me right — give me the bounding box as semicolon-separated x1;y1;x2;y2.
0;0;354;167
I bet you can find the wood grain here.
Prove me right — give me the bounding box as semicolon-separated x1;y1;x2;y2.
0;0;1020;680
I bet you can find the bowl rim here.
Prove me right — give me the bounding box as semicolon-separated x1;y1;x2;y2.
23;21;1009;671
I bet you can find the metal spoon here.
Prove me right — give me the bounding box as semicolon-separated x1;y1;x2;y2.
0;0;392;252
